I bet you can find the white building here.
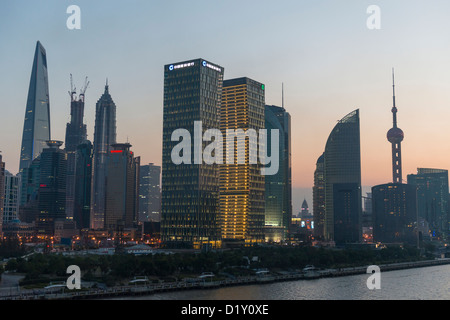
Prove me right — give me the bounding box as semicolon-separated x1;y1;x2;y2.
3;170;20;224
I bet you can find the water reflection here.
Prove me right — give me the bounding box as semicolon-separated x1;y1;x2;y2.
117;264;450;300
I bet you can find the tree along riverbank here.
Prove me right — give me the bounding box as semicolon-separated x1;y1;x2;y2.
0;243;447;299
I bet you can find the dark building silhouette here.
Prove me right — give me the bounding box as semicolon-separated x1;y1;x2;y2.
65;75;89;220
36;140;67;236
138;163;161;222
264;104;292;242
19;41;51;174
104;143;140;235
372;183;417;245
73;140;93;230
313;153;325;240
0;153;5;235
18;156;41;223
407;168;449;238
161;59;224;249
91;82;117;229
322;110;362;244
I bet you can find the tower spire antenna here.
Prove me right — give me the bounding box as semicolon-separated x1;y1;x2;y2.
392;68;396;109
282;82;284;109
387;67;404;184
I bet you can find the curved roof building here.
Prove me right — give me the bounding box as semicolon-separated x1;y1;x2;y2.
323;109;362;244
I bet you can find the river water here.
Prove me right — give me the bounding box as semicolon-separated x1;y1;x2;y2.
124;264;450;300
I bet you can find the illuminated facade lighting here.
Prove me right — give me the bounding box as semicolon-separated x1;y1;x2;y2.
220;77;265;246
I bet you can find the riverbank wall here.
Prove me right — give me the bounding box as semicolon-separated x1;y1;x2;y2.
1;258;449;300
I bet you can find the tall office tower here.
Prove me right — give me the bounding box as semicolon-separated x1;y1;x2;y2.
372;183;417;245
161;59;224;249
19;41;51;174
139;163;161;222
0;153;5;235
220;77;265;246
3;171;21;224
313;153;325;240
36;141;67;236
18;156;41;223
91;82;117;229
323;110;362;244
65;76;89;220
73;140;93;230
387;70;404;184
104;143;140;234
264;104;291;242
407;168;449;238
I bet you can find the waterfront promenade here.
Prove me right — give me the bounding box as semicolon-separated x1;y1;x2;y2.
1;258;449;300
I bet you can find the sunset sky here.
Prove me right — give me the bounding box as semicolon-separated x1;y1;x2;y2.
1;0;450;212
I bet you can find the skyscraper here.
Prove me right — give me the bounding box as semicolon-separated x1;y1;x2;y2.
161;58;224;249
18;156;41;223
323;110;362;244
313;153;325;240
3;170;21;225
264;104;292;242
36;140;67;236
104;143;140;234
407;168;449;238
0;153;5;235
65;76;89;220
73;140;93;230
220;77;265;246
372;183;417;245
139;163;161;222
19;41;51;174
91;82;117;229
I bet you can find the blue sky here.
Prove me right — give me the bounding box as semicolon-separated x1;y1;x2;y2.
1;0;450;211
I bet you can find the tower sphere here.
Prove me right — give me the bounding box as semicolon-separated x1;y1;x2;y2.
387;127;404;143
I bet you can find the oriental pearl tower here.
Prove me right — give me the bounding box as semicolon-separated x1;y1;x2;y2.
387;69;404;184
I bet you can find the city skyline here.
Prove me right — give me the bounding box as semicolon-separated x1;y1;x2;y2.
2;1;450;213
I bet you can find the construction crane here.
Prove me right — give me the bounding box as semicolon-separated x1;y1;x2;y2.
79;76;89;102
68;73;77;101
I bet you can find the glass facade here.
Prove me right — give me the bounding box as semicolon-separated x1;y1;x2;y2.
3;170;21;224
73;140;93;230
407;168;449;237
91;84;117;229
323;109;362;244
19;41;51;174
264;105;291;241
313;153;325;240
372;183;417;245
65;89;88;220
220;78;265;245
36;141;67;236
139;163;161;222
161;59;224;249
104;143;140;234
0;154;4;235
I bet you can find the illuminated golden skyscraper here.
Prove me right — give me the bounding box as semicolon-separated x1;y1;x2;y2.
220;77;265;246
